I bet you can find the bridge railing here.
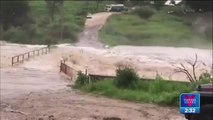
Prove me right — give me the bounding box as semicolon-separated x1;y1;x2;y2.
12;47;49;66
60;60;79;80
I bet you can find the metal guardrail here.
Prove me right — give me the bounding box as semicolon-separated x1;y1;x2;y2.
88;74;115;80
60;60;116;81
60;60;78;80
12;47;49;66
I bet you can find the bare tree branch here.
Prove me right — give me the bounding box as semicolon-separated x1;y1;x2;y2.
192;54;198;81
173;54;200;82
174;68;194;82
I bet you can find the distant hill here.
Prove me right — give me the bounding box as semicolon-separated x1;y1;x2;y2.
182;11;212;38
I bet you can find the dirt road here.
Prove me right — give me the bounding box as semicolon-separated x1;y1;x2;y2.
75;12;113;48
1;89;185;120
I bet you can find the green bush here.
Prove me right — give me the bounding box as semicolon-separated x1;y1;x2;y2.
198;71;213;84
75;16;86;27
155;91;180;106
75;8;87;16
132;6;156;19
2;27;29;43
75;71;89;87
161;6;185;15
61;25;77;41
153;0;165;10
66;23;82;32
45;23;77;43
205;27;212;40
115;66;139;89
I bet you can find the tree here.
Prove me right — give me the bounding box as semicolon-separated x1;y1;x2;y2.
45;0;63;22
114;0;127;4
125;0;145;7
153;0;167;10
185;0;212;12
0;1;30;30
96;1;102;12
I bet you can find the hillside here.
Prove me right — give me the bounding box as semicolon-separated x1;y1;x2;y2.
1;1;106;44
100;6;212;49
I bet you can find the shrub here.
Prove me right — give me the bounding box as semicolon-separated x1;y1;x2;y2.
75;17;86;27
67;23;82;32
45;23;77;43
62;25;73;39
132;6;156;19
198;71;213;84
161;6;185;15
37;16;50;28
75;8;87;18
75;71;89;87
2;27;29;43
153;0;165;10
205;27;212;40
115;65;139;89
155;91;180;106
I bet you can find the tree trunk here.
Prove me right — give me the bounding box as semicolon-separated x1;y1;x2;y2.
51;2;55;22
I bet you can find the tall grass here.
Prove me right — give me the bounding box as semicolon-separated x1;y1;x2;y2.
75;79;193;106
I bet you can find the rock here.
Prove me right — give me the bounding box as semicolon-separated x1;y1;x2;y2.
48;115;55;120
38;118;44;120
103;117;121;120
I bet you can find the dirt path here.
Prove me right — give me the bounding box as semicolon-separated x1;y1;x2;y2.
1;89;185;120
74;12;113;48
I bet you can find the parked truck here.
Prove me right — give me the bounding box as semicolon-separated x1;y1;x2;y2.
105;4;128;12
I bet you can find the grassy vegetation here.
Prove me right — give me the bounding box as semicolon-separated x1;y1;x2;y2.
73;62;212;106
100;7;212;49
75;78;194;106
74;66;197;106
2;1;106;44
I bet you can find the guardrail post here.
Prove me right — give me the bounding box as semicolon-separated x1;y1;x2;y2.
22;54;24;62
48;47;50;53
17;56;19;63
70;69;73;80
60;61;62;72
85;69;88;75
65;65;67;74
28;52;30;59
41;48;43;55
38;50;39;56
12;57;14;66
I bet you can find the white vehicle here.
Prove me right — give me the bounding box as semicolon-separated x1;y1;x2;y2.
105;4;128;12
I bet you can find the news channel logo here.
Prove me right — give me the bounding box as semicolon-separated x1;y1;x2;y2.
180;93;200;114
